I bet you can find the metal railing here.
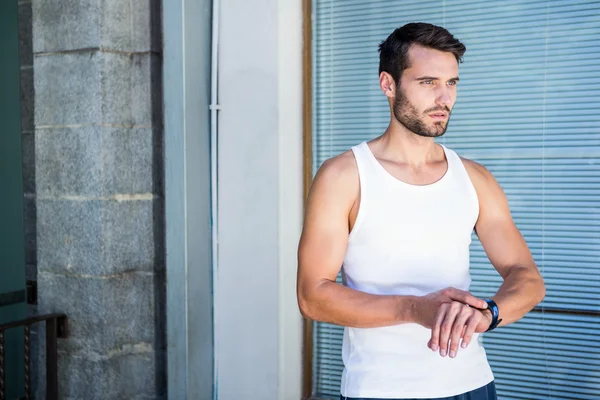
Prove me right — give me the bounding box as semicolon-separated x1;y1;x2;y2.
0;313;68;400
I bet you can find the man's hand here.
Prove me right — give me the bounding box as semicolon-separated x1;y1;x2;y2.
412;288;490;357
427;302;492;358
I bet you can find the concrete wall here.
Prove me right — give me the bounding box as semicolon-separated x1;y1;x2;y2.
217;0;304;398
31;1;166;398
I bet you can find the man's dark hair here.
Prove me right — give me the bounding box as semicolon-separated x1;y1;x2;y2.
378;22;466;84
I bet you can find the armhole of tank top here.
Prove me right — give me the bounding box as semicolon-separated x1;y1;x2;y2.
348;144;368;243
453;150;481;220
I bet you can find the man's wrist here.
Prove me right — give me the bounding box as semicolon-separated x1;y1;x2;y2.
483;298;503;331
481;307;493;325
404;295;419;324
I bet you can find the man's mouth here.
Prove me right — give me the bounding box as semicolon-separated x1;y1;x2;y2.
429;112;448;119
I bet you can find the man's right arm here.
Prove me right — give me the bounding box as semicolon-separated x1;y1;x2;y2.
296;154;487;330
297;154;415;327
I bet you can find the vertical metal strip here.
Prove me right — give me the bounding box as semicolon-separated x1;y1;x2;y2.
45;319;57;400
0;330;5;400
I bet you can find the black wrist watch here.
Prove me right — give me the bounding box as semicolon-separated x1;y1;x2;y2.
484;298;502;332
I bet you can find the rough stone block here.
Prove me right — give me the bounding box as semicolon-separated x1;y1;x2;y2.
35;52;155;126
101;52;155;126
37;272;157;354
23;196;37;265
58;351;157;399
32;0;101;53
101;52;131;124
34;53;102;126
102;0;159;53
101;127;155;194
18;1;33;66
39;271;166;399
33;0;159;53
20;67;34;132
22;131;35;193
36;126;154;196
37;199;155;275
102;199;156;272
35;126;102;196
132;53;159;127
37;200;103;273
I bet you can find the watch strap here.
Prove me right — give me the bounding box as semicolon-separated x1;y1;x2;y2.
484;298;503;332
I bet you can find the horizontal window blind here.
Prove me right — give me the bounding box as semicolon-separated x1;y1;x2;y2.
312;1;600;399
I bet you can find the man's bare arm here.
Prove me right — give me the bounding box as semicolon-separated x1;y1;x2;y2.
466;159;546;325
296;154;486;329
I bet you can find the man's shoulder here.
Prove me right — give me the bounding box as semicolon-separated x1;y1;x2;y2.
310;150;360;205
315;150;358;182
454;152;492;181
456;154;502;198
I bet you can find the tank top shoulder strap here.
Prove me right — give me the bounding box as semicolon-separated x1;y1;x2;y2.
440;144;467;178
350;142;378;191
440;143;480;207
348;142;376;242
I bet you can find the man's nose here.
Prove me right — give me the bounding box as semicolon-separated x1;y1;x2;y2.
435;87;452;108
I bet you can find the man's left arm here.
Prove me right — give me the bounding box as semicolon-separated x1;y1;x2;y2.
465;159;546;327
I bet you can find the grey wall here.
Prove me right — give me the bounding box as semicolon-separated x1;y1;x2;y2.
216;0;305;398
31;1;166;398
217;0;280;398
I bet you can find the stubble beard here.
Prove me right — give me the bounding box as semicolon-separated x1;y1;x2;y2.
393;85;451;138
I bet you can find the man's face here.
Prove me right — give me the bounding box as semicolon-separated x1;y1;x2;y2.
392;45;459;138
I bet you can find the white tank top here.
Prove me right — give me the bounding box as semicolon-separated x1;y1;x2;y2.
340;142;494;398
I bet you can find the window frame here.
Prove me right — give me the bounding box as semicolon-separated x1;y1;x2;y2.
301;0;315;398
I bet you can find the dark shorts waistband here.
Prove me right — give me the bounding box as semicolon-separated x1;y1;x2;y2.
340;381;497;400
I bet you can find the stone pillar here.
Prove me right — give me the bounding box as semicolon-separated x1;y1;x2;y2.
32;1;165;398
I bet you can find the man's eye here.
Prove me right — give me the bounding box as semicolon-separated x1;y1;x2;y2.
422;80;432;85
448;80;457;86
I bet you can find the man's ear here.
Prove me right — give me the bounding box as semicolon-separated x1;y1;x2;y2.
380;72;395;98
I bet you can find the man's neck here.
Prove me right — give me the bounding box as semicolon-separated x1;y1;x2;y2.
373;122;444;167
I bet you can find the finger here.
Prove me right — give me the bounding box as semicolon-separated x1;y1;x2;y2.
445;288;487;309
429;303;447;352
449;307;471;358
439;302;461;357
461;312;481;349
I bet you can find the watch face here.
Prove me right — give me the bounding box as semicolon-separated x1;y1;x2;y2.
485;299;499;318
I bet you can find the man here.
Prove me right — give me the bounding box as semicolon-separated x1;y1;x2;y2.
297;22;545;400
